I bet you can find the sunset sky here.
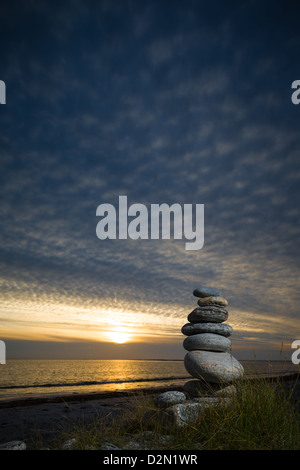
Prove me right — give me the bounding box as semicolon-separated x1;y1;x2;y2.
1;0;300;361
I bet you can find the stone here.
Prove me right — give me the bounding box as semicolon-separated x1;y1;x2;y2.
181;322;233;337
154;391;186;408
99;443;121;450
215;385;237;397
197;296;228;307
190;305;228;312
0;440;26;450
183;381;237;398
184;350;244;384
193;287;221;298
160;397;231;428
192;396;232;405
183;333;231;352
61;438;77;450
120;431;172;450
183;379;221;397
188;307;228;323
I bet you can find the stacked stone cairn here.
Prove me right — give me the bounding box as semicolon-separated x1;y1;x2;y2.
182;286;244;397
143;286;244;429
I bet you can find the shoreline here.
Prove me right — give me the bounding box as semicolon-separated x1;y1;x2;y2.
0;383;186;409
0;371;298;408
0;372;299;449
0;368;299;409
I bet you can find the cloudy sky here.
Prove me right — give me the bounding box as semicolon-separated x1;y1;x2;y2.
1;0;300;360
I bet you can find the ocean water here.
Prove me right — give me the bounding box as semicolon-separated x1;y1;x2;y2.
0;359;298;403
0;359;190;402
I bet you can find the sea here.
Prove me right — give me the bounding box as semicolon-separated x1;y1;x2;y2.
0;359;299;403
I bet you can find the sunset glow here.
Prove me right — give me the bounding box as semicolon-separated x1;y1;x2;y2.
108;331;132;344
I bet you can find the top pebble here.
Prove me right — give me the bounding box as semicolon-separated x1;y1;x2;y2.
193;286;221;298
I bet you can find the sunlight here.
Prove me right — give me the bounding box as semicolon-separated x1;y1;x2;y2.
107;330;131;344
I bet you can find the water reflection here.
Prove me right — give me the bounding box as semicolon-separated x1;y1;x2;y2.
0;359;188;401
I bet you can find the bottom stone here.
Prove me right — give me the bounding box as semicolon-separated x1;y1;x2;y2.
183;380;237;398
184;350;244;384
143;397;232;429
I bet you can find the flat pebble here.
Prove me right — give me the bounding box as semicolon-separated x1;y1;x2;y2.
188;307;228;323
183;333;231;352
197;296;228;307
193;287;221;298
182;322;233;337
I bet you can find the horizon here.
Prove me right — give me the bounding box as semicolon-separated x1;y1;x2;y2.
3;357;292;362
2;338;294;362
1;1;300;364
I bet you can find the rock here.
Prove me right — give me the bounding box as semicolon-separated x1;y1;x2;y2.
183;333;231;352
184;351;244;383
121;431;172;450
192;396;232;405
188;307;228;323
183;380;236;398
61;438;77;450
99;443;121;450
182;322;233;337
161;397;231;428
189;305;228;312
193;287;221;298
154;391;186;408
215;385;237;397
0;440;26;450
197;296;228;307
183;380;221;397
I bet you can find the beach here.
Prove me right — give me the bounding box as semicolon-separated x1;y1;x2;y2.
0;385;188;448
0;361;299;450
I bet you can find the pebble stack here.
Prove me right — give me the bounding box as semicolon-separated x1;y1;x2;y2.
182;286;244;396
142;286;244;428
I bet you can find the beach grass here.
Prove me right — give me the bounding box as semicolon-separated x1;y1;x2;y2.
52;373;300;451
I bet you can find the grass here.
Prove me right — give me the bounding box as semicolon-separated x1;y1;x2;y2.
190;376;300;450
49;373;300;451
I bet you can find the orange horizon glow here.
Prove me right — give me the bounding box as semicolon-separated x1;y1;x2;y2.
0;295;298;356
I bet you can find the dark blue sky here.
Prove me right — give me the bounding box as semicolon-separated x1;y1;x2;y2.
1;0;300;360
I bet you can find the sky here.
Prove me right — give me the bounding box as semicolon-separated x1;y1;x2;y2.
0;0;300;361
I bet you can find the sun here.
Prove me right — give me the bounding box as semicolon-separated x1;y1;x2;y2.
108;331;131;344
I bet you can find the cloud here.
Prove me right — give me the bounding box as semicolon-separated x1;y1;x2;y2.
1;1;300;358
